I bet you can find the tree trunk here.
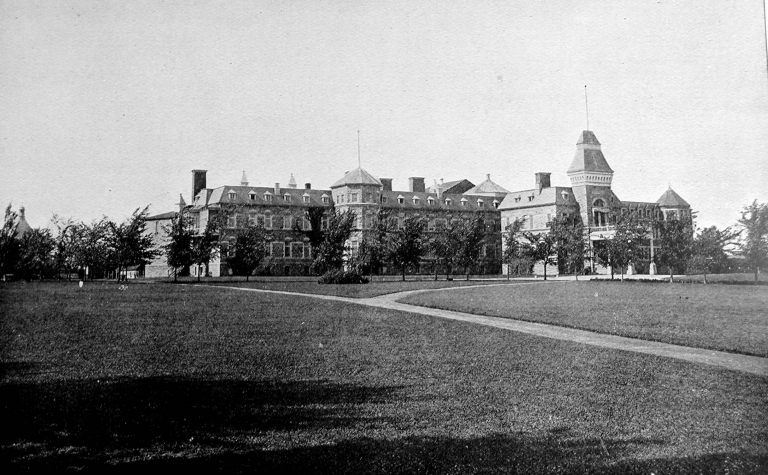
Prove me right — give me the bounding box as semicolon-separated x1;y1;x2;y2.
174;268;177;282
755;269;759;282
669;271;674;283
197;266;201;282
703;272;708;284
402;265;406;281
543;263;547;281
246;273;249;282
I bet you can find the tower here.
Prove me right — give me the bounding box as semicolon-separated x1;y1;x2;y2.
566;131;619;228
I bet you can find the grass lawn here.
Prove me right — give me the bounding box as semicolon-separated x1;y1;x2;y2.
196;278;517;298
400;281;768;357
1;281;767;473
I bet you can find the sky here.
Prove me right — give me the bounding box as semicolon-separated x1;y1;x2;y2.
1;0;767;231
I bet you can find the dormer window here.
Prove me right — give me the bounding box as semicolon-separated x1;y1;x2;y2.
445;198;452;206
249;191;257;201
528;195;534;202
321;193;329;204
284;193;292;202
427;196;435;205
477;198;484;207
264;191;273;202
492;199;500;209
397;195;405;204
351;193;358;202
514;196;521;203
302;193;310;203
228;191;237;201
382;196;388;204
412;196;420;205
460;197;468;207
561;191;569;201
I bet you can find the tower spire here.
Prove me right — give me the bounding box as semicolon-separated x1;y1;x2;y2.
584;85;590;131
357;130;361;168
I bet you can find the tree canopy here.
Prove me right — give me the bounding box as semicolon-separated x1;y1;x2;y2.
736;200;768;282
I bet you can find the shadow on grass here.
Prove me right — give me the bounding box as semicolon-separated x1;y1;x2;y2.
2;370;766;474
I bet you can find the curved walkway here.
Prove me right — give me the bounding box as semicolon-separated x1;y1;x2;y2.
202;283;768;377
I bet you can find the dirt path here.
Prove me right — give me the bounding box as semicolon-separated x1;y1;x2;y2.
202;284;768;377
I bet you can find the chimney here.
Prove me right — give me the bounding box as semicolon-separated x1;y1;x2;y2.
240;171;248;186
274;183;280;195
381;178;393;192
192;169;207;202
535;172;551;193
305;183;311;190
19;206;25;219
409;177;425;193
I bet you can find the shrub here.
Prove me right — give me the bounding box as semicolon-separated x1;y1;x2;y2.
318;269;370;285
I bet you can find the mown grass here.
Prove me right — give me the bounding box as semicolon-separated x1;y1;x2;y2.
198;278;517;298
401;281;768;357
1;282;767;473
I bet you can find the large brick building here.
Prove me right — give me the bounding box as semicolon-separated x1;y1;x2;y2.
146;129;690;278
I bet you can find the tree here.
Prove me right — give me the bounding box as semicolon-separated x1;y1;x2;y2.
356;209;392;278
388;215;425;281
226;224;271;281
654;214;695;282
190;219;220;281
303;206;327;261
521;232;557;280
52;215;78;280
71;218;111;280
456;214;487;280
106;206;159;281
17;228;56;281
428;219;462;280
688;225;739;283
0;204;20;280
550;216;585;278
164;213;194;281
593;215;647;280
736;201;768;282
312;208;355;274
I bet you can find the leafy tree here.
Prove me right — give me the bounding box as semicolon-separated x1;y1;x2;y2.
164;213;194;281
17;228;56;281
387;215;425;281
190;219;220;281
303;206;327;259
456;214;487;280
226;224;271;281
594;215;647;280
312;208;355;274
502;217;530;278
550;215;585;277
106;206;159;281
71;218;111;280
654;214;694;282
0;204;20;279
428;218;462;280
52;215;78;280
356;209;392;278
688;225;739;283
736;200;768;282
521;231;557;280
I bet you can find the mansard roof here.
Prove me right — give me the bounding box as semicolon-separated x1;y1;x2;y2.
426;178;475;195
204;185;331;208
567;130;614;174
463;174;510;195
331;167;382;188
498;186;578;210
381;190;496;212
656;187;690;208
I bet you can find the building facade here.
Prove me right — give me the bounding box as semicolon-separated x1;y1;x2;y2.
146;129;691;278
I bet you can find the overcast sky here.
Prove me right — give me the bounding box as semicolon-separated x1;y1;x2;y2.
2;0;767;230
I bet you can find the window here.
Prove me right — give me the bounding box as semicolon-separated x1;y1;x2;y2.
249;191;257;201
291;242;304;259
397;195;404;204
227;214;237;228
561;191;569;201
284;193;292;202
228;191;237;201
593;199;605;208
284;216;293;229
445;198;452;206
477;199;484;208
515;196;521;203
351;193;358;202
321;194;329;204
271;242;283;258
528;195;534;202
428;219;435;232
460;198;468;206
321;216;329;230
427;197;435;206
412;196;420;205
303;243;312;259
264;192;273;202
303;194;310;203
382;196;388;204
272;215;284;230
284;242;291;258
493;199;499;209
248;213;257;226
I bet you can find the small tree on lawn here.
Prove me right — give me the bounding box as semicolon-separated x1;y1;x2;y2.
52;215;78;280
17;228;56;281
502;217;527;278
654;213;695;283
594;215;647;280
226;224;271;281
549;215;585;278
355;209;392;278
71;218;111;280
0;204;20;279
190;219;220;281
312;208;355;274
521;231;557;280
388;215;425;281
456;214;487;281
688;225;739;284
106;206;159;281
428;219;462;280
736;200;768;282
164;213;195;281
